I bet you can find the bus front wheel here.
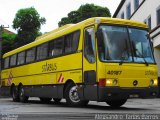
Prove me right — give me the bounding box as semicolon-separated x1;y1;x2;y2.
106;99;127;108
65;82;89;107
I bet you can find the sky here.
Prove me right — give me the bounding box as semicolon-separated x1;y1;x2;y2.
0;0;121;33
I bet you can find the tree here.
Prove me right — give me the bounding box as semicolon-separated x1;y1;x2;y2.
58;4;111;27
13;7;46;47
2;33;17;54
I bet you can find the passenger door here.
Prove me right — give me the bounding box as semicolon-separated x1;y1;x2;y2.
83;26;97;100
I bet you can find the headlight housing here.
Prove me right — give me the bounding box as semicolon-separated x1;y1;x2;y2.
99;78;119;87
150;79;158;86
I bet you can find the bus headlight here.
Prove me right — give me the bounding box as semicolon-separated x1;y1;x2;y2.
153;79;158;86
150;79;158;86
99;78;119;86
106;79;112;85
106;79;118;86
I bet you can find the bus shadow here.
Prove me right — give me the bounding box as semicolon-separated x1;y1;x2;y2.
24;99;151;111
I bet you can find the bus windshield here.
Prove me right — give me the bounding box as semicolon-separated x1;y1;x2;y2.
97;25;155;64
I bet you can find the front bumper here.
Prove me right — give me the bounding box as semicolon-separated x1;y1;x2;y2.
98;86;159;101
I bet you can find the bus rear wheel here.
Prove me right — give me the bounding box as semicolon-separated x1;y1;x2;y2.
65;82;89;107
19;85;28;103
106;99;127;108
11;86;19;102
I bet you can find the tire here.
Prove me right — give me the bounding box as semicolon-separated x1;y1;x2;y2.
19;85;29;103
11;86;19;102
65;82;89;107
106;99;127;108
40;97;52;103
53;98;61;103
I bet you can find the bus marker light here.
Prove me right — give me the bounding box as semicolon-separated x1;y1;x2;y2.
113;79;118;85
150;80;154;85
99;78;106;87
95;18;101;24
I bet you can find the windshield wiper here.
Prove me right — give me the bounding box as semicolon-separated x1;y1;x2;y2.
135;49;149;66
119;48;129;65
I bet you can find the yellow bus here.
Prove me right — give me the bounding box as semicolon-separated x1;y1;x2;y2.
0;17;159;107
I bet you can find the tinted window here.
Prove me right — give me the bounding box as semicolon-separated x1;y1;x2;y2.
64;31;80;54
37;43;48;60
4;57;9;68
17;51;25;65
65;33;73;53
10;54;17;66
98;26;131;62
26;48;35;63
84;28;95;63
97;25;155;64
49;37;64;57
129;28;154;63
72;31;80;52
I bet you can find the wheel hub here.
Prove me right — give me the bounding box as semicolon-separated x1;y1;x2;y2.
69;86;80;103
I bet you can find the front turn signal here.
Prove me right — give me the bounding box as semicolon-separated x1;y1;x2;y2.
99;78;106;87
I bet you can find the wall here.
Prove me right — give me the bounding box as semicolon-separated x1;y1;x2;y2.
114;0;160;76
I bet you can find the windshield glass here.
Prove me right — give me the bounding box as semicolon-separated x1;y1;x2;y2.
97;25;155;64
98;25;132;62
129;28;154;63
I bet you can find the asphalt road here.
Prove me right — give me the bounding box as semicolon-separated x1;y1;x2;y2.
0;98;160;120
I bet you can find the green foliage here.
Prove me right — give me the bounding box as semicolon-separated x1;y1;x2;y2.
58;4;111;27
13;7;46;32
2;33;16;45
13;7;46;47
2;33;17;54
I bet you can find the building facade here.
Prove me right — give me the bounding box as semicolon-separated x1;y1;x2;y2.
113;0;160;77
2;28;15;34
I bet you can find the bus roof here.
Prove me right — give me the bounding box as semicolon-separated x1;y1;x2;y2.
3;17;148;58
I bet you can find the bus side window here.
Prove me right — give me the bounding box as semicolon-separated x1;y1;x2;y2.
49;37;64;57
64;31;80;54
72;31;80;52
65;33;73;53
10;54;17;67
17;51;25;65
4;57;9;69
84;28;95;63
37;43;48;60
26;48;36;63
